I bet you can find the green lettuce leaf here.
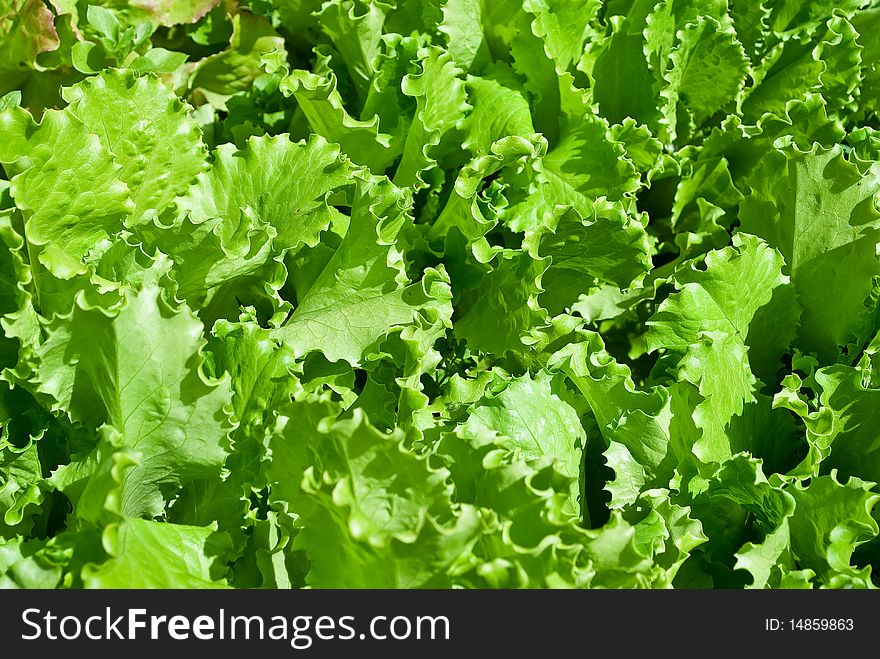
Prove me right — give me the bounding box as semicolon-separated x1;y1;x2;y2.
42;286;233;518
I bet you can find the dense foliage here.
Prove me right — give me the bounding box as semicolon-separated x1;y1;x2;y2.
1;0;880;589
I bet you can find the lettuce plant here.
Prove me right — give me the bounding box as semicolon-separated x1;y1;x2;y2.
1;0;880;589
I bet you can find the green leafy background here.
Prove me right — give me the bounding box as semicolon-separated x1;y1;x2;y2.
2;0;880;589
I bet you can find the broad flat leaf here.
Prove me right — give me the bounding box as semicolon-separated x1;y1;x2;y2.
460;64;535;156
788;474;879;586
528;203;651;315
0;537;63;588
63;69;207;220
0;0;60;95
740;143;880;358
0;106;133;276
41;286;233;517
0;442;44;533
82;519;230;588
851;9;880;113
131;0;220;26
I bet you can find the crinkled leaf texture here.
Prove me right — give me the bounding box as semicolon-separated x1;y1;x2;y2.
2;0;880;591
